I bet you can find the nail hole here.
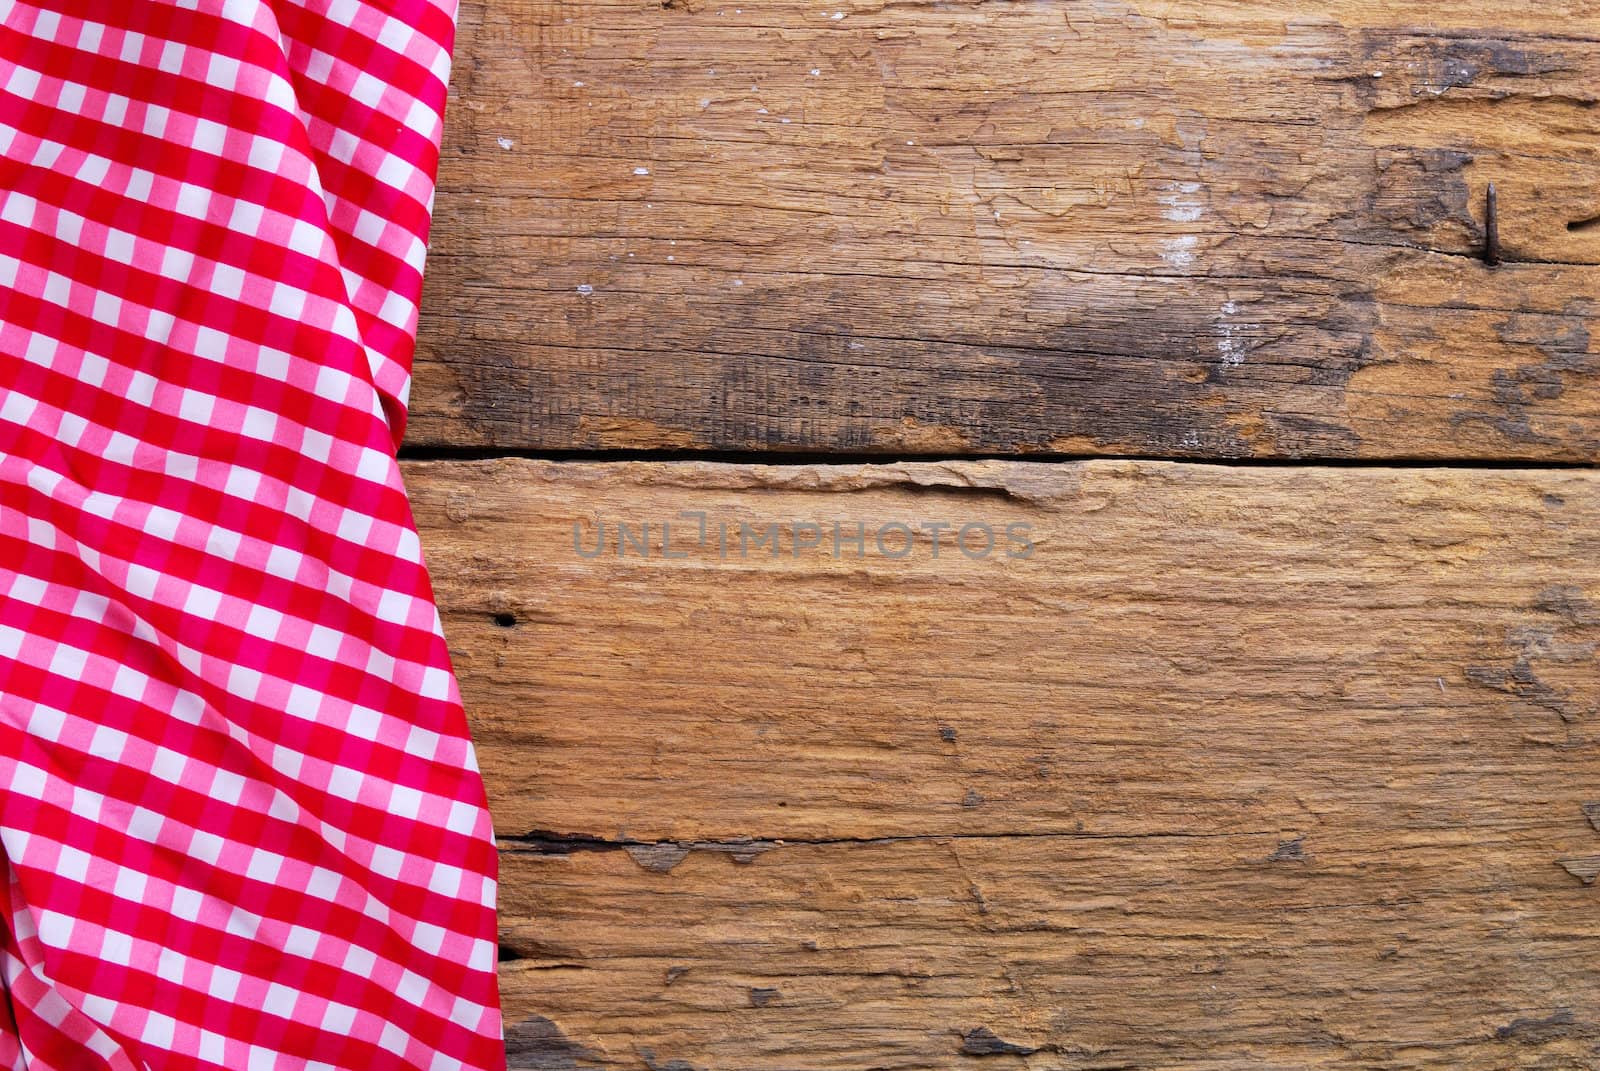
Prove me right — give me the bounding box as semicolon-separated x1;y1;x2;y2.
493;612;517;628
1566;215;1600;234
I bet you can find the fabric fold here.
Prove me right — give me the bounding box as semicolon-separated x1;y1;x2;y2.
0;1;503;1066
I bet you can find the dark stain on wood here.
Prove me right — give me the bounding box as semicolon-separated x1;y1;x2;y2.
1266;837;1309;863
1557;856;1600;885
505;1015;596;1070
1464;584;1598;725
1494;1009;1578;1043
638;1048;698;1071
959;1027;1038;1057
408;0;1600;460
1583;801;1600;833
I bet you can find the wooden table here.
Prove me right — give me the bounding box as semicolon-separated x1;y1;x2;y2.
405;1;1600;1065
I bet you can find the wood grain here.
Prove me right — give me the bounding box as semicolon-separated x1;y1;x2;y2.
408;0;1600;459
405;458;1600;1068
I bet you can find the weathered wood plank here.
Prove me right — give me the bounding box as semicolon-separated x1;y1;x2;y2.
404;459;1600;1067
409;0;1600;459
492;836;1598;1069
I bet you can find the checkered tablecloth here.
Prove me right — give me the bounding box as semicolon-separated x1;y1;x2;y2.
0;1;504;1066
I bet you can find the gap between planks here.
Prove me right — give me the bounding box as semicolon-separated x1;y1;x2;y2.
397;445;1600;471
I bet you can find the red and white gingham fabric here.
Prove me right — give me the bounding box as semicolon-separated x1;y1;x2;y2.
0;0;504;1067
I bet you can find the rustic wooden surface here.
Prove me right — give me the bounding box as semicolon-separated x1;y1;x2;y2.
405;459;1600;1068
403;0;1600;1062
408;0;1600;459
